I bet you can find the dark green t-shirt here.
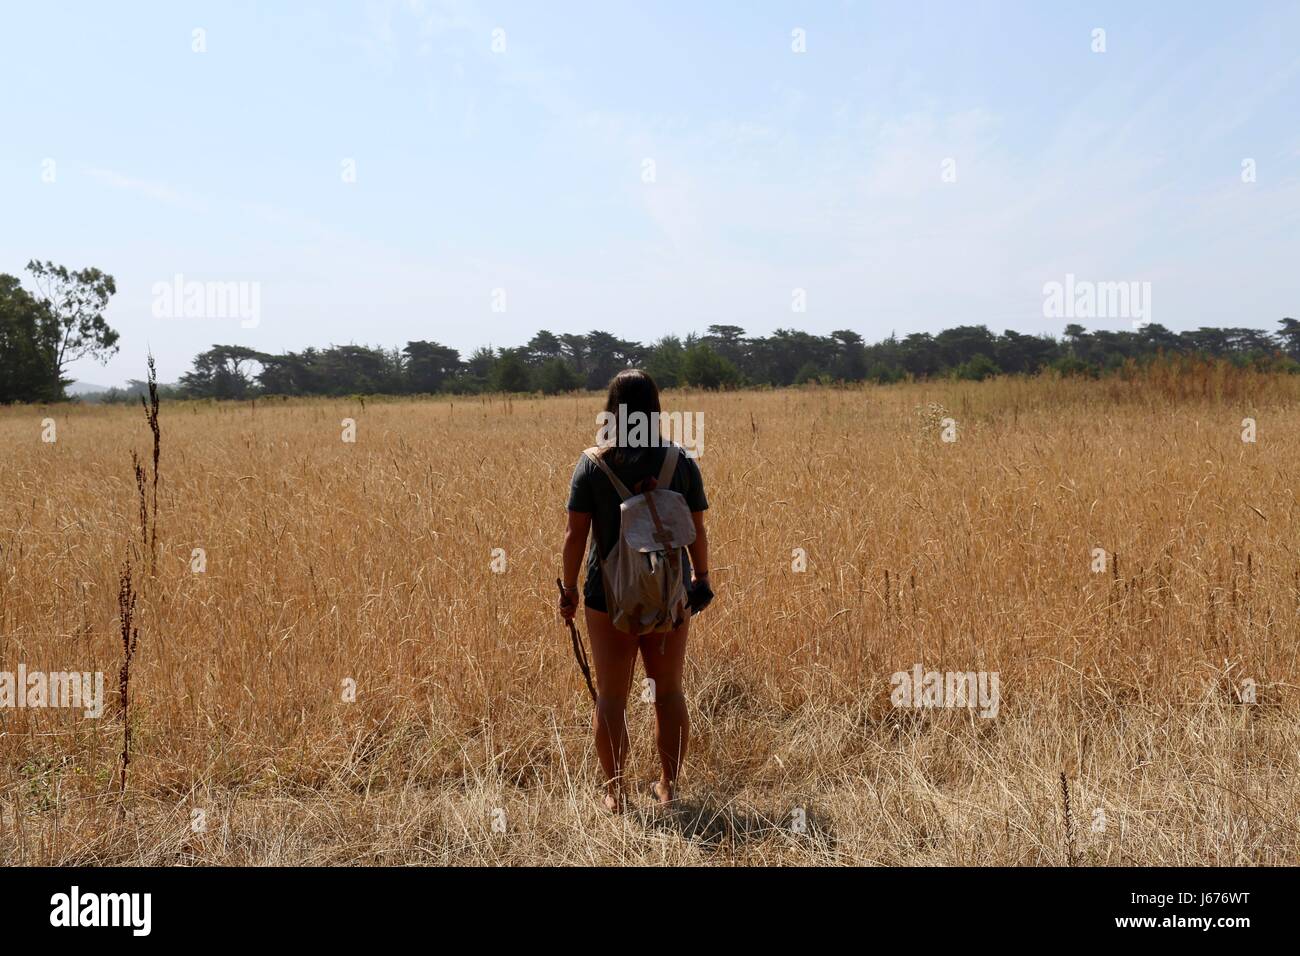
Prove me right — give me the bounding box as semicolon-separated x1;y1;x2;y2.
567;444;708;610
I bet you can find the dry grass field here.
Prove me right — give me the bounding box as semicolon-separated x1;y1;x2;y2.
3;366;1299;865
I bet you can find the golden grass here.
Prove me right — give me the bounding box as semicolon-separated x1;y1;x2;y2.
2;370;1298;865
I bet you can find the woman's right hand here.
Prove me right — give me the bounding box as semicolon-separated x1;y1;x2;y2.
559;584;579;621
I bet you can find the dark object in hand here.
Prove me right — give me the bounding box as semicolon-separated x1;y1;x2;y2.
687;579;714;615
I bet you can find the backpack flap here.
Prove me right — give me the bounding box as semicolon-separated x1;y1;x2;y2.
619;489;696;552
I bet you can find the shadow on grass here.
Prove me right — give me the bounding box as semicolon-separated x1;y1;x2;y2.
633;793;836;854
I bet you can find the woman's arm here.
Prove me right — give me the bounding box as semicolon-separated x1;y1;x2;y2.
560;510;592;619
687;511;708;581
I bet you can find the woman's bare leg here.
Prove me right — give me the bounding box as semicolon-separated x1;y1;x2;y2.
638;620;689;806
585;607;638;811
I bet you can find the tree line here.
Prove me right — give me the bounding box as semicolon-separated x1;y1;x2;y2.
152;320;1300;400
2;261;1298;402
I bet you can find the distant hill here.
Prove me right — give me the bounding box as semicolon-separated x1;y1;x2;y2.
66;381;112;396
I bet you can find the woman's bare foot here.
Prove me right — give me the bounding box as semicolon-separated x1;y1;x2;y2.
600;789;627;814
649;779;676;807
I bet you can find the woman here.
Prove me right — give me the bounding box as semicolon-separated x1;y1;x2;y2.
559;369;711;812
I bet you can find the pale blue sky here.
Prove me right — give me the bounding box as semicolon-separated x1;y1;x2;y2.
2;1;1298;384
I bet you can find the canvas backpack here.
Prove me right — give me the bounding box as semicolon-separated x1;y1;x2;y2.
583;443;697;635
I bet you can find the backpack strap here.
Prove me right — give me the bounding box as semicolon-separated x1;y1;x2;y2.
655;444;680;491
583;447;633;501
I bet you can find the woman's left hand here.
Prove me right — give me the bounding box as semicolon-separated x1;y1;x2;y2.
687;577;714;614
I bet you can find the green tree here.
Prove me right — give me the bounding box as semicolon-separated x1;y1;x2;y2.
830;329;867;381
316;344;402;394
955;352;999;381
794;361;824;385
525;330;564;366
703;324;748;371
492;349;533;392
24;260;119;399
996;329;1057;374
582;330;641;389
935;324;998;369
0;273;60;403
644;335;686;387
255;351;309;395
179;345;259;399
1277;318;1300;358
536;358;581;394
899;332;942;376
866;360;904;384
403;340;462;393
682;344;739;389
754;329;831;385
558;334;588;379
452;345;498;392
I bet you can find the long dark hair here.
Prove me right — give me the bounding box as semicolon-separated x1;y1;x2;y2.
601;369;661;465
